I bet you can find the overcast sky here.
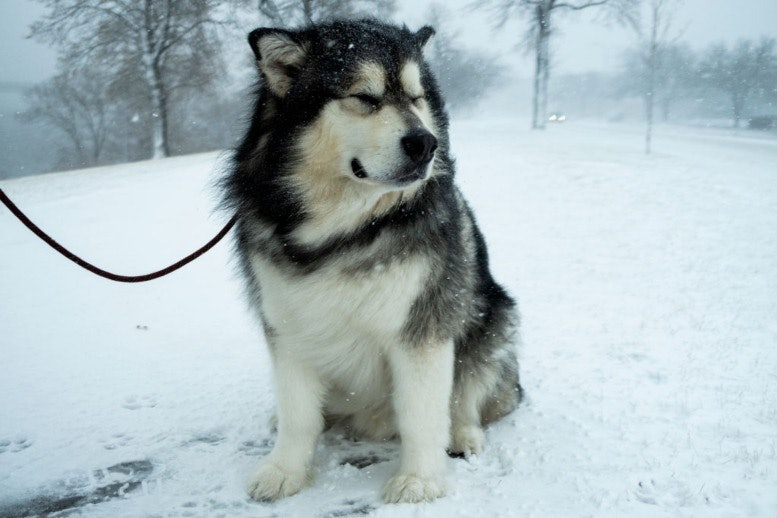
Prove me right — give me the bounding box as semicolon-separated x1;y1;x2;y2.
0;1;53;83
540;0;777;74
1;0;777;84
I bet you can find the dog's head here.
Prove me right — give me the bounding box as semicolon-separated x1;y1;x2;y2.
247;20;446;191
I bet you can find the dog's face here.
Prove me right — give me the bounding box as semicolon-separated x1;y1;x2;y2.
249;21;442;192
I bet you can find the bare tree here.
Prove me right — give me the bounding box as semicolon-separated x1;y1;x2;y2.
30;0;229;159
699;38;777;128
257;0;286;25
655;42;696;121
482;0;621;130
424;4;506;112
616;42;695;122
255;0;397;26
22;68;114;168
617;0;683;153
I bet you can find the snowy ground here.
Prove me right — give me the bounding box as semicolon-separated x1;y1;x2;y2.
1;118;776;517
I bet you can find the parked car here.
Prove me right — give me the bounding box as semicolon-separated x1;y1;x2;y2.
548;112;567;123
748;116;775;130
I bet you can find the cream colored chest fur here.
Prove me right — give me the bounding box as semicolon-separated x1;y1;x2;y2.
249;252;429;410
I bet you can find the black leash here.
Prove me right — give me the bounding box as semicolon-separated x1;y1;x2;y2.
0;187;237;283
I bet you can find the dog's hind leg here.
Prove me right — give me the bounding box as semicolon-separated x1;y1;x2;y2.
449;373;491;458
382;341;454;504
449;345;522;456
248;350;326;501
481;374;523;426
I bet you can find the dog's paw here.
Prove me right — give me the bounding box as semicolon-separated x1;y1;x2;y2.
247;461;307;501
449;424;485;458
382;473;446;503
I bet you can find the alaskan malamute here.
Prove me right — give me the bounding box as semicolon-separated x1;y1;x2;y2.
223;19;522;504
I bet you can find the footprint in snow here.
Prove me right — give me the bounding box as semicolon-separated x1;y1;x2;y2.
122;394;158;410
0;459;154;517
182;432;226;447
634;477;695;507
320;499;376;517
339;454;388;469
0;437;32;454
101;433;132;451
238;438;273;457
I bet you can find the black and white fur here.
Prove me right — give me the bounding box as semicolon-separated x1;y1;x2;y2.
223;19;522;504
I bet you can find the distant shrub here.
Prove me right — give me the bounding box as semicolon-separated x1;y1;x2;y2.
748;116;775;130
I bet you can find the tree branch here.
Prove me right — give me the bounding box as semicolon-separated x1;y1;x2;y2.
555;0;609;11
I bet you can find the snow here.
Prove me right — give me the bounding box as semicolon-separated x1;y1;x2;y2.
1;118;776;517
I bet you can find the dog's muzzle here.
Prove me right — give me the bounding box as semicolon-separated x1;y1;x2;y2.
351;130;437;185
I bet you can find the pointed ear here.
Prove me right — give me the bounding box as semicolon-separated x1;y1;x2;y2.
248;28;309;97
415;26;435;50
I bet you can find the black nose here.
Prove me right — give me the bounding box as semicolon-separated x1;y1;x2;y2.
401;130;438;165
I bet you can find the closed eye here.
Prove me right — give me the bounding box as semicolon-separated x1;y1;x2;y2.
410;94;425;107
352;93;382;111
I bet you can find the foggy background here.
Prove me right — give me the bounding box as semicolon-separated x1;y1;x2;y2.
1;0;775;179
2;4;777;515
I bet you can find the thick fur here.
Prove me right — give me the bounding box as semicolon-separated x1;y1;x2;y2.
223;19;522;504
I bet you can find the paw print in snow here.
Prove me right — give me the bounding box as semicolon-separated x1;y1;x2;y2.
634;477;695;506
0;437;33;453
102;433;133;450
122;394;158;410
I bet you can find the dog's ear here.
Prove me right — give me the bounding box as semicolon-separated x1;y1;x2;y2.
248;28;309;97
414;26;435;50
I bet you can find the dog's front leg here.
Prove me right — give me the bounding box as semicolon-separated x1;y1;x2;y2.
383;341;454;503
248;350;325;501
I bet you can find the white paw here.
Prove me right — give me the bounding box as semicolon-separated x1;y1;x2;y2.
450;424;485;457
382;473;446;503
247;461;308;501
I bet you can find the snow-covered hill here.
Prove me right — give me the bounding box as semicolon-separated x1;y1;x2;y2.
1;119;776;517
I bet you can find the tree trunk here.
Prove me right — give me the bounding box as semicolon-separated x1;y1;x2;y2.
531;4;551;130
644;47;655;154
258;0;285;25
145;63;170;159
69;132;87;166
141;0;170;159
644;83;654;155
643;4;660;155
661;97;670;122
539;35;550;130
732;93;744;128
302;0;313;23
531;38;541;129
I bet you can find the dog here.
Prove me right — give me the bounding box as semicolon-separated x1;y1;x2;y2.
222;19;522;504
